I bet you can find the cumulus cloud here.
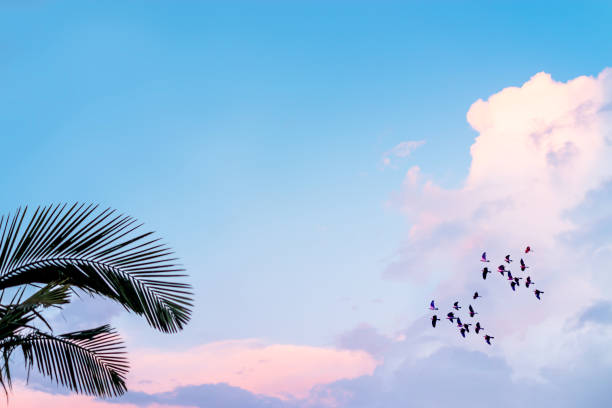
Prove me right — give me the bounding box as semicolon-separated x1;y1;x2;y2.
382;140;425;167
380;69;612;388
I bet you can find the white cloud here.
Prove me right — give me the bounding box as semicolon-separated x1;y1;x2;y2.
382;140;425;167
383;69;612;383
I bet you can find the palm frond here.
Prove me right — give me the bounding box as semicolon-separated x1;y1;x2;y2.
0;204;193;333
16;325;128;397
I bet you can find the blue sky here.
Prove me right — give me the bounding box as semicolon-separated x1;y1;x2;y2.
2;1;612;407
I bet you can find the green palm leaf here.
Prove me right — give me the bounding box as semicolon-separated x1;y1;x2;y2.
0;204;193;333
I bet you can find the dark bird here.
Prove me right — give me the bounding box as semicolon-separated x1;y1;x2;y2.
469;304;477;318
525;246;531;254
513;277;522;286
534;289;544;300
505;254;513;264
456;317;463;328
460;328;466;338
453;301;461;310
431;315;440;327
484;335;494;345
510;281;517;291
481;252;490;262
447;312;455;322
429;300;439;310
482;267;491;280
473;291;482;300
497;265;506;276
475;322;483;334
525;276;533;288
507;271;514;280
520;258;529;272
463;323;472;333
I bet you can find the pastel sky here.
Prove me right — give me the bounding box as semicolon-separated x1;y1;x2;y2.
2;1;612;407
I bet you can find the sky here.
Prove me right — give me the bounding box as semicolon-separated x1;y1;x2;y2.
2;1;612;407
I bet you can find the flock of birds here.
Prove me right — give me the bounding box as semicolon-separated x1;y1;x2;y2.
429;246;543;345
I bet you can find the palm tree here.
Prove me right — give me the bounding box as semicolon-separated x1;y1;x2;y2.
0;203;193;398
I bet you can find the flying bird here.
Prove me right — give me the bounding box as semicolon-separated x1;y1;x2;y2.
431;315;440;327
510;281;517;291
463;323;472;333
513;277;522;286
469;304;477;317
447;312;455;323
525;246;532;254
507;271;514;280
505;255;513;264
484;335;494;345
534;289;544;300
460;328;466;338
482;267;491;280
497;265;506;276
456;317;463;328
429;300;439;310
525;276;533;288
520;258;529;271
473;291;482;300
453;301;461;310
481;252;490;262
475;322;483;334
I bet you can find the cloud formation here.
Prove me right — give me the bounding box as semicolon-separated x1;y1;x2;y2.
127;339;377;400
380;69;612;389
382;140;425;167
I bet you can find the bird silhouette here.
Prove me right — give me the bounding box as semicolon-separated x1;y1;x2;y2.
520;258;529;272
463;323;472;333
456;317;463;328
510;281;517;291
429;300;439;310
460;328;467;338
481;252;490;262
505;255;513;264
534;289;544;300
431;315;440;327
513;277;522;286
482;267;491;280
525;276;533;288
498;265;506;276
475;322;483;334
473;291;482;300
507;270;514;280
453;301;461;310
525;246;531;254
447;312;455;322
469;304;478;317
484;335;494;345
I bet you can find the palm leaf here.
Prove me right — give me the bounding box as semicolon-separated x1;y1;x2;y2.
0;204;192;333
15;325;128;397
0;282;73;395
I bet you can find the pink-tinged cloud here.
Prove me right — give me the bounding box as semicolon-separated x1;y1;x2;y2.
127;339;377;400
3;383;194;408
385;69;612;379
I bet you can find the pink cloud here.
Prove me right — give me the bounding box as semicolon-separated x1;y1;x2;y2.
387;68;612;379
127;339;377;400
3;383;194;408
